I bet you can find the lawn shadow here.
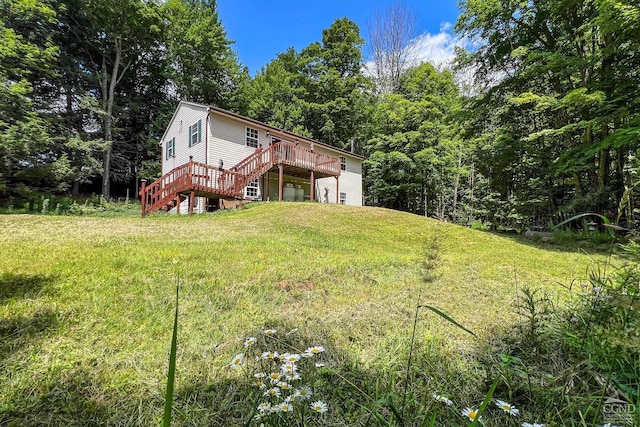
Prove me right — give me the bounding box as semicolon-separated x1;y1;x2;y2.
492;231;620;257
0;365;149;427
0;306;61;361
0;273;56;302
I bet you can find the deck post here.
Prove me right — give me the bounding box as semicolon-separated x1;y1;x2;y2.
310;171;315;202
278;164;283;201
335;176;339;204
176;195;180;215
140;179;146;217
189;191;195;215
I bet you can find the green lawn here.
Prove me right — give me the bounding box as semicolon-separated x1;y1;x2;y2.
0;203;613;425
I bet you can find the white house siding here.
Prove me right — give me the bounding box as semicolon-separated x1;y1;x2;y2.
208;113;268;200
161;102;208;176
313;147;363;206
160;102;209;214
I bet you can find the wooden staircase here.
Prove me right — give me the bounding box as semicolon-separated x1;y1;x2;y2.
139;141;341;216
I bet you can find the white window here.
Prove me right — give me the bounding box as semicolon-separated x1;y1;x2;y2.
165;137;175;160
245;179;259;199
246;127;259;148
188;120;201;147
340;156;346;171
339;192;346;205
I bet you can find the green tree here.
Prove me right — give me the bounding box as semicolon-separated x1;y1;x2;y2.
164;0;249;113
456;0;640;224
0;0;59;198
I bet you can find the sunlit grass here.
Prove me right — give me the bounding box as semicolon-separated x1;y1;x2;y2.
0;203;614;425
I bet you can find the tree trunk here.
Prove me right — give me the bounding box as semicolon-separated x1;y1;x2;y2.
101;37;123;200
451;152;462;223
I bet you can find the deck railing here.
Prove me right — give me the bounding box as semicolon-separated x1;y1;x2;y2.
140;142;341;216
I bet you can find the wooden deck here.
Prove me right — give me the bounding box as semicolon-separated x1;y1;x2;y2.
140;141;341;216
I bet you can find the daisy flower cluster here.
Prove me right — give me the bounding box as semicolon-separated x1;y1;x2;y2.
431;394;544;425
228;328;329;424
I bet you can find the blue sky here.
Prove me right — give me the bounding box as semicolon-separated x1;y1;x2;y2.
217;0;462;75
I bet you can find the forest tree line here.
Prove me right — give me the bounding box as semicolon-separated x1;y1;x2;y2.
2;0;639;228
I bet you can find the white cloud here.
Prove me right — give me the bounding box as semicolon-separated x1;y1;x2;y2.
408;22;472;69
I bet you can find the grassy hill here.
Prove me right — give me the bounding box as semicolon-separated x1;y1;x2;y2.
0;203;614;425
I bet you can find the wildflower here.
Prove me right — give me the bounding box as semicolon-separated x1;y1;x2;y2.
314;362;325;368
285;394;296;403
432;393;453;406
244;337;257;348
263;328;277;336
268;372;281;384
255;379;266;389
281;362;298;374
284;372;301;381
276;402;293;412
261;350;279;361
229;353;244;370
264;387;281;398
495;399;519;415
257;402;271;413
462;407;482;422
295;386;313;400
305;346;325;356
285;327;299;336
282;353;301;363
522;423;545;427
310;400;328;413
254;372;266;379
277;381;291;390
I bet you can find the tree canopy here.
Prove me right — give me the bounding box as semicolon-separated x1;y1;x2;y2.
2;0;639;229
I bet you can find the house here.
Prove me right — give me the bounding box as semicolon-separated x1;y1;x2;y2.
140;101;363;216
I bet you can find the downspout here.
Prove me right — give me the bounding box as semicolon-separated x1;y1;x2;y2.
205;107;210;213
205;107;210;168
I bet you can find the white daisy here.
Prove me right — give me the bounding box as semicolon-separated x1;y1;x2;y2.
257;402;271;413
282;353;301;363
244;337;257;348
522;423;545;427
495;399;519;415
462;407;482;422
310;400;328;413
314;362;325;368
263;387;281;398
284;372;301;381
295;386;313;400
432;393;453;406
276;381;291;390
261;351;279;361
281;362;298;374
263;328;277;336
276;401;293;412
229;353;244;370
305;346;325;356
267;372;281;384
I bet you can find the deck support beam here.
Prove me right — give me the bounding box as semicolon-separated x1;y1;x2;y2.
140;179;146;217
176;195;181;215
310;171;315;202
189;191;195;215
278;164;283;201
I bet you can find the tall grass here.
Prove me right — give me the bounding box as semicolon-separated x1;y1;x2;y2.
0;203;623;425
